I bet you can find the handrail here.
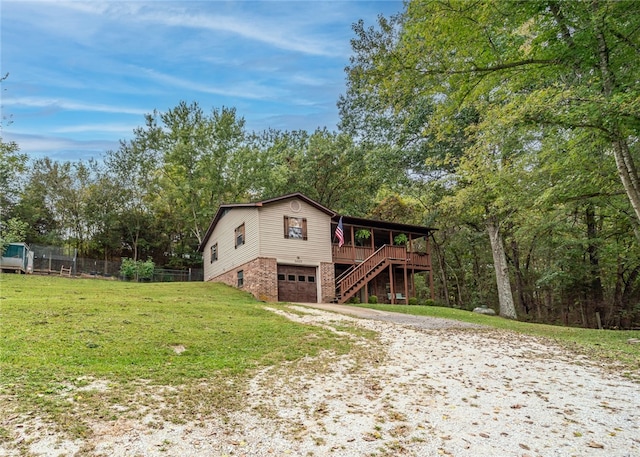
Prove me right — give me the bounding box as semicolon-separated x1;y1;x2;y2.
335;264;356;283
337;245;407;299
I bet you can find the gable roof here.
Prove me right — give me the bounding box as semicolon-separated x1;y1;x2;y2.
197;193;335;252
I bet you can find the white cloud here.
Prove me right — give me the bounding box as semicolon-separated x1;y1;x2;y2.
3;131;119;161
3;97;148;116
289;73;330;87
52;123;135;134
55;1;347;57
136;67;284;100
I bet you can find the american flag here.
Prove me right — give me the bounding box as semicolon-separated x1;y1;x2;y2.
335;216;344;248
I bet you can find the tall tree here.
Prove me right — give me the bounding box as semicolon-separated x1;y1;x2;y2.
105;125;160;261
343;12;521;318
298;128;379;215
0;137;26;217
84;165;126;266
0;136;27;252
246;128;381;216
21;158;98;253
131;102;248;247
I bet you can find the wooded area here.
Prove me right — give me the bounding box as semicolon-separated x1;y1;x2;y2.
1;0;639;328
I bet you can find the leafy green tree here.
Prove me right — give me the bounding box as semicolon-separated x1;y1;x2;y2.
512;126;639;326
392;0;640;232
15;158;95;252
0;137;26;216
245;127;381;217
298;128;379;216
14;164;61;246
244;128;309;198
121;102;249;250
344;14;521;317
0;135;28;252
84;166;126;267
0;217;28;253
157;102;247;245
105;124;160;261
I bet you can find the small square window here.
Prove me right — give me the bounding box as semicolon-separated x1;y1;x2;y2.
237;270;244;287
278;273;285;281
298;275;306;282
288;274;296;281
307;276;315;283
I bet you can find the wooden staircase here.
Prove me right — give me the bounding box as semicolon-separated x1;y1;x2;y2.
336;245;407;304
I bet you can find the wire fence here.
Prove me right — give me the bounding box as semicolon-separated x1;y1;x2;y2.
29;244;203;282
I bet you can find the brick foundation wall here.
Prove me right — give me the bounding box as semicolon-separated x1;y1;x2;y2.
320;261;335;303
209;257;278;302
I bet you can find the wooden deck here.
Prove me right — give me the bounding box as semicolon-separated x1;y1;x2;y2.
332;244;431;270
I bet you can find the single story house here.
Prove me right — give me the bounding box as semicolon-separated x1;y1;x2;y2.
197;193;435;304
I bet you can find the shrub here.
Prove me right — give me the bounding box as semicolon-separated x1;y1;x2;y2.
423;299;435;306
138;258;155;280
120;258;155;281
408;297;418;306
120;258;137;280
368;295;378;304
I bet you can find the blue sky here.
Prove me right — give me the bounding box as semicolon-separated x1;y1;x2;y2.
1;0;403;162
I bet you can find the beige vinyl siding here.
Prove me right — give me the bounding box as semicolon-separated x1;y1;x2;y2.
258;197;332;264
204;208;259;281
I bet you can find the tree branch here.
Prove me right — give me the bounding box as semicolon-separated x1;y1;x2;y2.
416;58;561;76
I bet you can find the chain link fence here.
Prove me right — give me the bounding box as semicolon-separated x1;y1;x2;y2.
29;244;203;282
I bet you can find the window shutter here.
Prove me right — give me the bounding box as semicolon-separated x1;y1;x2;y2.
302;218;308;240
283;216;289;239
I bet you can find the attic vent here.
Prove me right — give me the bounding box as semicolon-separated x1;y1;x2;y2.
290;200;301;212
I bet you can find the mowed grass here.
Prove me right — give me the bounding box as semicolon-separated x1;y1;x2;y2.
355;303;640;376
0;274;351;437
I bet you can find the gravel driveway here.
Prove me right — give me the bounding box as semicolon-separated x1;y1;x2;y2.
5;303;639;457
298;302;487;330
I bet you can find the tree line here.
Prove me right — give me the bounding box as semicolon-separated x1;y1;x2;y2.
1;104;379;268
1;0;639;328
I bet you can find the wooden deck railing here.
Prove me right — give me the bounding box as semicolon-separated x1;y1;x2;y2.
332;245;374;263
332;245;431;269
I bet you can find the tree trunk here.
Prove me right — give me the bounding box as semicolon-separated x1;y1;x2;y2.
486;216;517;319
585;204;604;327
431;235;451;307
510;239;529;315
612;139;640;236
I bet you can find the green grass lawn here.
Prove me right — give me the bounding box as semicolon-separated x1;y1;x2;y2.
0;274;351;437
353;302;640;375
